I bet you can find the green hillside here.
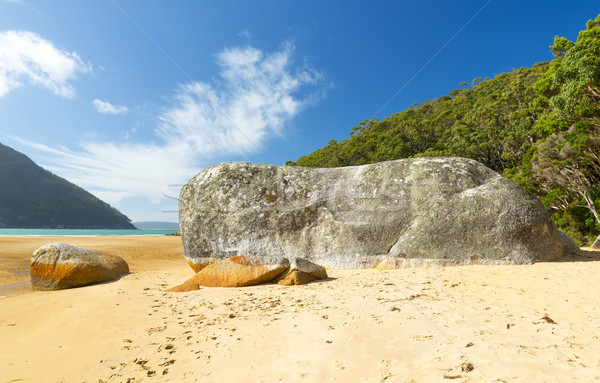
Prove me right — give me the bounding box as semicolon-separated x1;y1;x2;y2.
0;142;135;229
289;14;600;245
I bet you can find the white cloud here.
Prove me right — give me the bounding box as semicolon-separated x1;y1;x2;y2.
0;30;90;97
157;44;318;155
92;99;128;115
14;137;196;205
19;43;323;205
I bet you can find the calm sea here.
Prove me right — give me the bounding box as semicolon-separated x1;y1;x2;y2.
0;229;178;236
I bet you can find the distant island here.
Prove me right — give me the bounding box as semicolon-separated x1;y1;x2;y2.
0;142;135;229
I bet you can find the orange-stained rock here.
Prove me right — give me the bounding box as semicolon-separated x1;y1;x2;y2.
30;243;129;291
275;258;328;285
275;270;318;286
168;255;288;291
184;255;218;273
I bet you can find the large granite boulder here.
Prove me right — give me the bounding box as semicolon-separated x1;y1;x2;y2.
30;243;129;291
179;157;575;269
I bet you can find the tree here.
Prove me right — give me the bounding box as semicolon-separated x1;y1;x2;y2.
533;129;600;228
550;36;574;59
528;14;600;242
549;14;600;124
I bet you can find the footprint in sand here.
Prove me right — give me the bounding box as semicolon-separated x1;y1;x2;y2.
159;359;175;367
145;325;167;335
158;343;176;355
411;334;434;341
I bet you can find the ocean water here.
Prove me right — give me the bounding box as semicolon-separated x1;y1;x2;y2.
0;228;178;236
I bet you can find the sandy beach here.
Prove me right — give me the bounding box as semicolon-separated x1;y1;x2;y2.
1;236;600;382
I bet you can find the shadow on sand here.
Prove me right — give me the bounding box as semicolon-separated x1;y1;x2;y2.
555;247;600;263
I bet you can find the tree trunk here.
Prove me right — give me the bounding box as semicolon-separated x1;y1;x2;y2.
579;184;600;228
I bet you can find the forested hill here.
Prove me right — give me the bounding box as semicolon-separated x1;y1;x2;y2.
289;62;549;171
288;14;600;245
0;142;135;229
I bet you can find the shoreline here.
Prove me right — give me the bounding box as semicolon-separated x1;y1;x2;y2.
0;235;185;287
0;234;178;237
0;281;32;298
0;228;179;238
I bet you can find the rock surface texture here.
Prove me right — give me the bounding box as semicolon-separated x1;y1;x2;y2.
169;256;328;291
169;256;289;291
180;158;576;269
274;258;328;286
30;243;129;291
558;230;580;255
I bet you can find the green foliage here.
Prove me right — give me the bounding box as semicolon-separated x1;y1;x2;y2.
550;36;574;59
549;14;600;121
0;143;135;229
289;14;600;245
532;114;567;137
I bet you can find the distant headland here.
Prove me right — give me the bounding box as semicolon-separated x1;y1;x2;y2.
0;142;135;229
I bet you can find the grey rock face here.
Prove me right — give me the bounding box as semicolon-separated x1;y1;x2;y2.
558;230;580;255
273;257;328;286
289;257;328;279
179;157;571;269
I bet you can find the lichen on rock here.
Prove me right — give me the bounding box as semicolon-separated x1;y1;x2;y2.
179;157;577;269
30;242;129;291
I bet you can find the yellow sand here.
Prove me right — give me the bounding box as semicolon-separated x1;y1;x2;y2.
1;236;599;382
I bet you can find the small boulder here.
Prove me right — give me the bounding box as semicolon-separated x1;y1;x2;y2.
30;243;129;291
168;255;289;291
275;270;318;286
275;258;328;286
558;230;579;255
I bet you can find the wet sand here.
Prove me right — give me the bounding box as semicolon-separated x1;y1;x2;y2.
0;236;185;287
1;236;600;382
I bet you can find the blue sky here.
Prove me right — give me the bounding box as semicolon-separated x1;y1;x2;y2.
0;0;598;223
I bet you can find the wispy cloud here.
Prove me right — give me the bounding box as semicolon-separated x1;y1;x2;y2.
13;137;195;205
0;30;90;97
157;43;321;155
92;99;128;115
22;43;323;206
238;28;252;40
